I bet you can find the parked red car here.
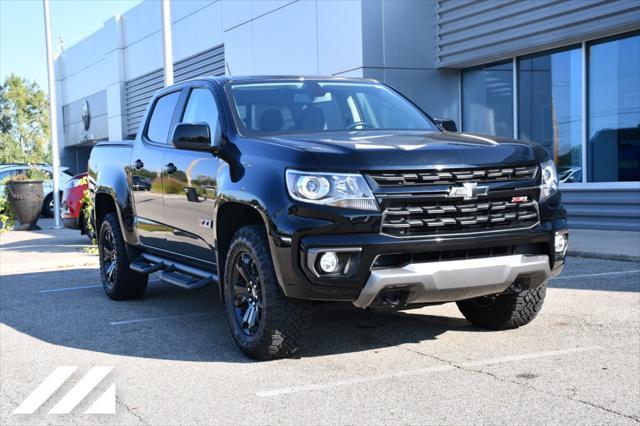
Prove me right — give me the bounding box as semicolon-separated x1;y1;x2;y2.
61;172;94;241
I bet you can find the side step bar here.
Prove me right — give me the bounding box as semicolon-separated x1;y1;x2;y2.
130;253;218;291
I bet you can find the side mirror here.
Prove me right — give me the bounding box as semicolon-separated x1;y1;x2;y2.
434;118;458;132
171;122;220;153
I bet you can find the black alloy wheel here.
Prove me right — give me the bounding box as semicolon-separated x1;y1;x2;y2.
97;213;148;300
230;251;263;335
223;225;311;360
100;225;117;292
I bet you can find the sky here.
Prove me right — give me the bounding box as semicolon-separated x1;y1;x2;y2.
0;0;142;92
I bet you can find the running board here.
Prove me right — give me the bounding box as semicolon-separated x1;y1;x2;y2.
160;271;213;290
130;253;218;290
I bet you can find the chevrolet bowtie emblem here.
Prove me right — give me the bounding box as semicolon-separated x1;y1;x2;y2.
449;182;489;200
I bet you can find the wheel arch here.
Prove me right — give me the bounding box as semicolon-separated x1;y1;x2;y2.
215;201;270;299
94;191;124;234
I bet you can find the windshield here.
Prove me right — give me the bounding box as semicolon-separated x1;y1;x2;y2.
226;80;437;135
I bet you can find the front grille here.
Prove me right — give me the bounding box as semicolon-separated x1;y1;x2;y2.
381;193;539;237
369;165;538;186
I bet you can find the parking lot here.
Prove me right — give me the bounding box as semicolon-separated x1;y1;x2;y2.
1;227;639;425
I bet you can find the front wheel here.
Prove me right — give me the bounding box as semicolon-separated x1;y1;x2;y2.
223;225;311;360
456;282;547;330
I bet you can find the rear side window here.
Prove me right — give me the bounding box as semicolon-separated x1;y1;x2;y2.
146;91;180;143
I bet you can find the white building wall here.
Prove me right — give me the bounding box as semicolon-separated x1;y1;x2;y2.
222;0;363;76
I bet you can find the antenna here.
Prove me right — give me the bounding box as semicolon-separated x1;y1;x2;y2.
225;61;232;76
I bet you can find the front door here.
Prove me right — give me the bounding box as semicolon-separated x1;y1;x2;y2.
162;86;220;264
130;90;181;249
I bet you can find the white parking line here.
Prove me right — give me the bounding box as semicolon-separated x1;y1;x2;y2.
552;269;640;280
110;312;212;326
256;345;602;397
39;285;103;293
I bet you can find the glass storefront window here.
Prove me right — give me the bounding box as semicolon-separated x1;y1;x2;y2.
518;48;583;183
462;61;514;138
588;33;640;182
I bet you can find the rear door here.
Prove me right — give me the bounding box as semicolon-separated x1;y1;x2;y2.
162;85;220;264
130;90;182;249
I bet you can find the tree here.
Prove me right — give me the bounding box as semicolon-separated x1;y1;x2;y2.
0;74;51;164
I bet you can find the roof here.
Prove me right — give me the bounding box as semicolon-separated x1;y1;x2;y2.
199;75;380;85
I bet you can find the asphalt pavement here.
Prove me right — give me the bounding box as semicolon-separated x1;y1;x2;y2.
0;223;639;424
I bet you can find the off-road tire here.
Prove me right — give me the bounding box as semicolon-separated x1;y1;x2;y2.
98;213;148;300
223;225;311;360
456;282;547;330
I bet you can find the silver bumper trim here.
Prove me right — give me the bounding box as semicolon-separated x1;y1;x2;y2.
353;254;551;308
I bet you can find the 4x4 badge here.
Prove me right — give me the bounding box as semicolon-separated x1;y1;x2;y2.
449;182;489;200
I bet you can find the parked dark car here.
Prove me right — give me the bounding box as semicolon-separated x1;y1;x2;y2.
88;76;567;360
132;175;151;191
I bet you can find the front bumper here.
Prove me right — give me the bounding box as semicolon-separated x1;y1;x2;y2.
269;217;567;302
353;254;552;308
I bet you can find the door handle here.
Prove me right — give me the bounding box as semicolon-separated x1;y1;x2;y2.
134;159;144;170
165;163;177;175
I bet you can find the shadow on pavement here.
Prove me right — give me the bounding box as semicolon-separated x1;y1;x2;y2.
0;268;477;363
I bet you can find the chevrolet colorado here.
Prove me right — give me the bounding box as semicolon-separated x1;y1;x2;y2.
88;76;567;360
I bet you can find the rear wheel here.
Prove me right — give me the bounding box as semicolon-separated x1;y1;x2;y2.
456;283;547;330
223;225;311;360
98;213;148;300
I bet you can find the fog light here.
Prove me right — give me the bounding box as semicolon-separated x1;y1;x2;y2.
555;233;567;254
319;252;340;273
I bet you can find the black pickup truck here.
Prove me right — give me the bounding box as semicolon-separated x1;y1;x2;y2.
88;76;567;360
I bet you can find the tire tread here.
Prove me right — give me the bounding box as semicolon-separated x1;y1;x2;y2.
457;283;547;330
224;225;311;360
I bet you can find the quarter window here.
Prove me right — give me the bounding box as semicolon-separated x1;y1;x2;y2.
182;88;220;133
146;91;180;144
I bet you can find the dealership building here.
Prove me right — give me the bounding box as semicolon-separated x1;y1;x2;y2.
53;0;639;230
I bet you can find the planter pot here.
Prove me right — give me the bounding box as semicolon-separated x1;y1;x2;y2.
7;180;44;231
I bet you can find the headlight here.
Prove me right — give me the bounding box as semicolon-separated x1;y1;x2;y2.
540;160;559;201
286;170;378;211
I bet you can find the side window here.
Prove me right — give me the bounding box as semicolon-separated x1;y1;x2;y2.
146;91;180;144
182;88;220;134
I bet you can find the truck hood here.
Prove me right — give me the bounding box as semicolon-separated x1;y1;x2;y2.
262;131;548;171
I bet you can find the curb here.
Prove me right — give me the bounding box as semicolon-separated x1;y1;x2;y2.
567;250;640;263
